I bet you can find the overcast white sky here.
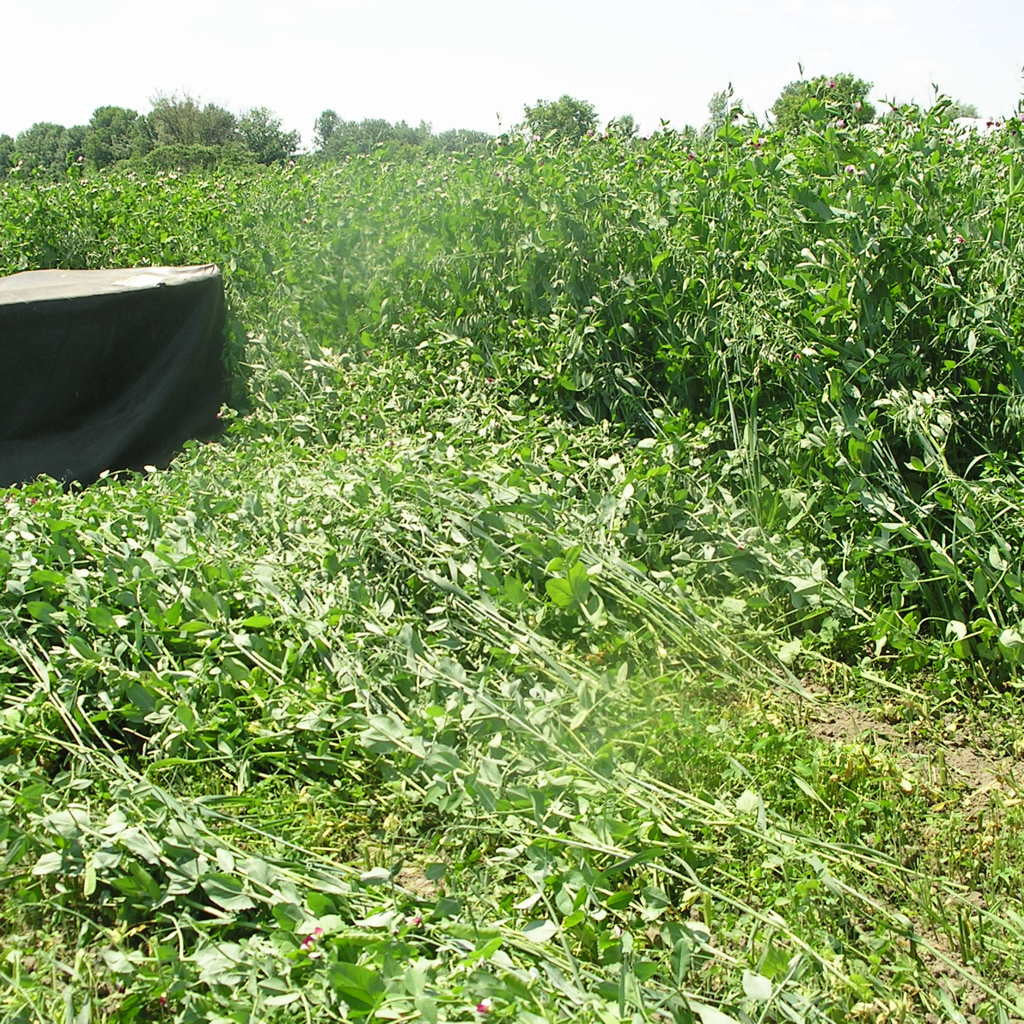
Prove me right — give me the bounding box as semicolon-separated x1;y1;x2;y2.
2;0;1021;146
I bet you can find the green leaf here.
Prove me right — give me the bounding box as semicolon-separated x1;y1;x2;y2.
265;993;302;1008
193;942;246;985
26;601;57;623
328;963;384;1008
202;873;256;912
241;613;274;629
946;620;968;642
567;561;590;603
742;970;772;1001
101;948;144;974
794;187;834;221
521;919;559;943
998;627;1024;649
86;605;117;631
32;851;63;875
462;936;503;965
691;1002;741;1024
362;715;409;747
545;577;574;609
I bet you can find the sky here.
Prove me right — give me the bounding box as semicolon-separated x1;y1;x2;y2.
2;0;1021;147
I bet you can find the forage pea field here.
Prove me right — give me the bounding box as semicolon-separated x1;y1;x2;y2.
4;107;1024;1023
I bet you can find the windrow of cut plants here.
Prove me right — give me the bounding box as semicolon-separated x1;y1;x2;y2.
2;103;1024;1023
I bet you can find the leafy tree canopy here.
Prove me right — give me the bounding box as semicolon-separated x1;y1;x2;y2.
313;109;341;152
13;122;82;176
313;112;490;158
434;128;491;152
0;134;15;177
520;95;598;145
237;107;299;164
148;94;237;148
949;100;980;119
933;98;980;124
313;116;433;158
83;106;152;168
771;73;875;132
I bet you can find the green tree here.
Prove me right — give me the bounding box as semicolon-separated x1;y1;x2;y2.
83;106;152;168
949;100;979;119
66;125;87;165
313;109;341;152
771;73;874;132
434;128;491;152
237;107;299;164
148;94;237;147
520;95;597;145
13;122;78;176
0;134;15;177
315;117;431;159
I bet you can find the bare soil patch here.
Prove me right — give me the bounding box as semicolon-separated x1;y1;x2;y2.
793;684;1023;807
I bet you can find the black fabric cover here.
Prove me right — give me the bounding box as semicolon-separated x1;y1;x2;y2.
0;265;226;487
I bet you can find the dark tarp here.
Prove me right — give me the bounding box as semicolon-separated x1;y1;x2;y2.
0;264;226;488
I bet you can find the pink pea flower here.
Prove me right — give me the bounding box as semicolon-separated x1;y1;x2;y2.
476;999;493;1014
301;926;324;950
836;119;846;128
844;164;857;174
828;80;837;89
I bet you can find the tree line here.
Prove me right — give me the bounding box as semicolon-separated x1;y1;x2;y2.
0;95;495;179
0;76;982;179
0;98;298;178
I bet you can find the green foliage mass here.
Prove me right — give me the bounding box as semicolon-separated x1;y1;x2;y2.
311;111;490;159
82;106;152;167
772;73;875;132
3;96;303;178
3;104;1024;1021
148;94;238;148
11;121;83;176
520;94;598;144
236;106;300;164
948;99;980;120
4;97;493;181
0;133;13;177
312;112;432;157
